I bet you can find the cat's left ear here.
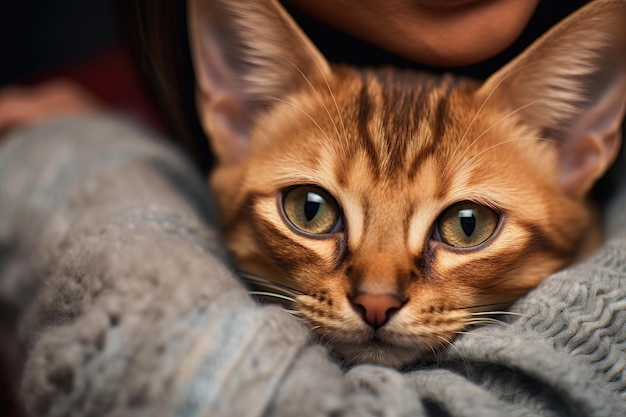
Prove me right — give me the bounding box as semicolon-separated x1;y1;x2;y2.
478;0;626;198
188;0;331;165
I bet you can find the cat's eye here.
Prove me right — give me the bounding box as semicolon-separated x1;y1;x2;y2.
282;186;341;235
435;202;499;248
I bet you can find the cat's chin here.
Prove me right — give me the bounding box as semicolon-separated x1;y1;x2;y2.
333;340;430;368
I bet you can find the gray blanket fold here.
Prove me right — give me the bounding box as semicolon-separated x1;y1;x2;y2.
1;115;625;417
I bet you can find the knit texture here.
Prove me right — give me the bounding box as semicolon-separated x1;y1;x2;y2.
0;115;625;416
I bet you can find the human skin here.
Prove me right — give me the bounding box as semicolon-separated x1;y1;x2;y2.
0;80;103;136
283;0;541;67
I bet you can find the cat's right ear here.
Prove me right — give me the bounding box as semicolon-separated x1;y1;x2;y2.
477;0;626;198
188;0;330;165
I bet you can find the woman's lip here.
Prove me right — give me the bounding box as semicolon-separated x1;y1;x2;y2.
415;0;485;9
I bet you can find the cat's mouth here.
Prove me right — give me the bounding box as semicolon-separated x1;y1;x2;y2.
331;338;428;367
322;324;446;367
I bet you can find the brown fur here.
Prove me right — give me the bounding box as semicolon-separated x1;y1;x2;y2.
190;0;626;367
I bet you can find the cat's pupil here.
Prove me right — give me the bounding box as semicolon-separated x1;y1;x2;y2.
458;209;476;237
282;186;340;235
436;201;498;248
304;192;324;222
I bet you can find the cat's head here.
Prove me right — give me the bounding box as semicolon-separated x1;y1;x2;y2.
188;0;626;367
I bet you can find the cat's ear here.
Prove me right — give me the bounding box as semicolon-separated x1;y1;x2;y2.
478;0;626;198
188;0;330;165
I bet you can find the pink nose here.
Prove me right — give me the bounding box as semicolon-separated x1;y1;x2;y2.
351;292;404;329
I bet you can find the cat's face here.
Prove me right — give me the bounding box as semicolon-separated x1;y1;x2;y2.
211;68;590;366
189;0;626;367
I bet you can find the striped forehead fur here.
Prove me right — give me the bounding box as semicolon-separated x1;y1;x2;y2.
329;68;477;181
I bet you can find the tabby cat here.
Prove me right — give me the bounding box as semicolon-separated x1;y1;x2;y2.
188;0;626;367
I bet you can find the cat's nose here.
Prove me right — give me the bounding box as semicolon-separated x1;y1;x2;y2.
351;292;404;329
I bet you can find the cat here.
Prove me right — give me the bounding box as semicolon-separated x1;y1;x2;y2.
187;0;626;367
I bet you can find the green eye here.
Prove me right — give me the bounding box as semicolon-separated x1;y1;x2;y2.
436;202;499;248
282;186;341;235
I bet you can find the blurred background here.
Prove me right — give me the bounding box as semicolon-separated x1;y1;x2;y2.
0;2;158;415
0;0;162;130
1;0;116;84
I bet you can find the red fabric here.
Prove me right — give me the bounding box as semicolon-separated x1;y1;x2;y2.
22;47;163;132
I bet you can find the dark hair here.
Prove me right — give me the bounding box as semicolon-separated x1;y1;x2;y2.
114;0;213;172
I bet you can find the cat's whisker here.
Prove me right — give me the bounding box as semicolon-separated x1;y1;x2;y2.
457;302;513;311
446;99;547;182
443;65;530;179
248;282;300;298
435;334;467;365
268;96;334;144
236;270;302;295
463;317;510;327
285;59;344;146
282;311;307;323
469;311;530;318
426;339;443;367
238;270;306;312
457;303;529;320
248;291;297;303
283;309;303;315
449;136;558;180
317;331;342;352
463;317;508;325
454;330;495;339
443;98;492;179
312;58;350;149
243;284;300;301
288;316;309;325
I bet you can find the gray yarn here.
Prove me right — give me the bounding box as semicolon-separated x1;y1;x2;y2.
1;115;625;417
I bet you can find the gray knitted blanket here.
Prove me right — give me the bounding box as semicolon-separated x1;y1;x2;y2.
1;116;625;417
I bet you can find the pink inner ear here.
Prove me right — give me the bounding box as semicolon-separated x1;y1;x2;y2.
204;95;251;164
474;0;626;199
188;0;332;167
559;131;609;198
558;82;626;198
